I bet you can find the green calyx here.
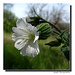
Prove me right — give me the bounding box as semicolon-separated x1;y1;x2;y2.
36;23;52;40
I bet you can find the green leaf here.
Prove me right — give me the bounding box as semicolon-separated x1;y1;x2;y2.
45;40;61;47
60;28;69;38
59;28;70;46
61;46;70;61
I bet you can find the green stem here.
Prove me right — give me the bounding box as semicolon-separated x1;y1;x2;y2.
33;8;61;33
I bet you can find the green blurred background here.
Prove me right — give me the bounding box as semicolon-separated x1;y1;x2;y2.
3;3;70;70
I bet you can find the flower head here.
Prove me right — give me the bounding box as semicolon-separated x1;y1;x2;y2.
12;18;39;57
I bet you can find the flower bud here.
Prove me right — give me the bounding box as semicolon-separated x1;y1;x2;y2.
36;23;52;40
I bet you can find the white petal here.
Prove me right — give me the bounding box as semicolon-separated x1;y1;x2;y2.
33;35;39;43
27;41;39;57
20;44;28;56
12;27;29;35
16;18;27;29
33;28;39;43
32;27;39;37
12;27;24;34
12;33;21;41
16;18;32;30
20;41;39;57
26;46;37;57
28;25;36;33
15;39;28;50
27;25;34;32
16;18;31;33
27;25;39;43
12;33;29;42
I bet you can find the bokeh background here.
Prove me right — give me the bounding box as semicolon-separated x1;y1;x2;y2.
3;3;70;70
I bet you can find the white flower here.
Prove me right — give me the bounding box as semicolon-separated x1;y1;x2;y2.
12;18;39;57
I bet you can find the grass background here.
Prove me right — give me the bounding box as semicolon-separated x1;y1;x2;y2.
3;32;70;70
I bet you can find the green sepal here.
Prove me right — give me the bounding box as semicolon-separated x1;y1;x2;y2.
36;23;52;40
37;23;50;32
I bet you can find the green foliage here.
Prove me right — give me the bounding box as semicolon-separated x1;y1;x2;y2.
46;29;70;61
4;9;17;33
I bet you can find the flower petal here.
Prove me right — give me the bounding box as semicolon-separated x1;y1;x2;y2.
12;27;29;35
33;35;39;43
20;41;39;57
27;25;39;43
12;27;24;34
12;33;29;42
33;28;39;43
15;39;28;50
16;18;32;30
20;44;28;56
16;18;27;29
12;33;21;41
27;41;39;57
